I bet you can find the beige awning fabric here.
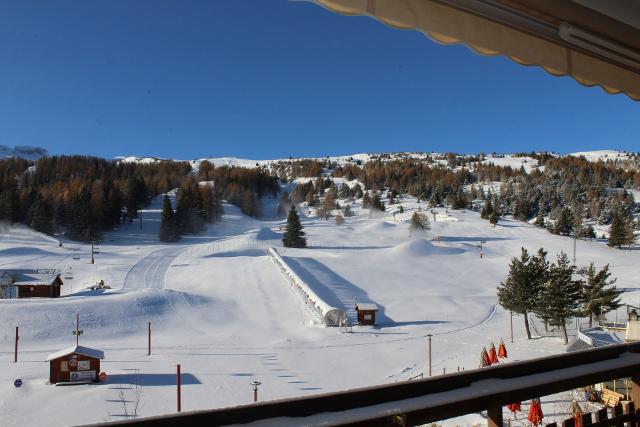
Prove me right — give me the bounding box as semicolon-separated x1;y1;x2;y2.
310;0;640;100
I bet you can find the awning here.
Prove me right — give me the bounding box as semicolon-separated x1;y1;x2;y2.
310;0;640;100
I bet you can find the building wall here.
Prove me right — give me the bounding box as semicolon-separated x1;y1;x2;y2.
357;310;376;326
50;353;101;384
18;279;62;298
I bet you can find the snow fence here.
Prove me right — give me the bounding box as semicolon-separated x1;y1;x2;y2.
267;247;347;327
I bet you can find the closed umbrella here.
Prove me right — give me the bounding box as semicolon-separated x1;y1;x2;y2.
528;398;544;426
498;338;507;358
572;400;583;427
489;342;499;364
479;347;491;367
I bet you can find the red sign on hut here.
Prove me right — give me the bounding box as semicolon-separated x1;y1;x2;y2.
46;345;105;384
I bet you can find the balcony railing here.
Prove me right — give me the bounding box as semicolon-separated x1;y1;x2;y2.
85;342;640;427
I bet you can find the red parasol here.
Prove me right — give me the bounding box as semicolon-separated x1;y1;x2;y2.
507;402;521;412
489;342;499;364
528;398;544;426
572;400;583;427
498;338;508;358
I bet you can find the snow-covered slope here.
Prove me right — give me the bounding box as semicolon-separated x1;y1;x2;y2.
1;190;638;426
0;145;48;160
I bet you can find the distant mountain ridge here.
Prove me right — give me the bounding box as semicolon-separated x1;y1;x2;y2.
0;145;49;161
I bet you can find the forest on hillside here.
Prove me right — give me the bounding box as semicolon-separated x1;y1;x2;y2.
0;156;278;241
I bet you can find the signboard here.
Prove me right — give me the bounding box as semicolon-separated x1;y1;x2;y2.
364;314;372;320
68;356;78;367
70;371;95;382
78;360;90;371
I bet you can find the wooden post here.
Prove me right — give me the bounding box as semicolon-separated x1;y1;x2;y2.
487;405;503;427
14;326;19;363
177;364;181;412
148;322;151;356
428;334;432;377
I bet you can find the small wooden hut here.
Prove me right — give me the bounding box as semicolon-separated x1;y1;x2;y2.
355;303;378;326
46;345;104;384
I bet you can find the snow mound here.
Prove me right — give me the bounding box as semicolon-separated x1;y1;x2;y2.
393;238;465;256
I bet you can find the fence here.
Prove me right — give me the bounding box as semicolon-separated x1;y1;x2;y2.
86;342;640;427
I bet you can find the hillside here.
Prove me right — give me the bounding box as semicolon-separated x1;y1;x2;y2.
1;185;639;426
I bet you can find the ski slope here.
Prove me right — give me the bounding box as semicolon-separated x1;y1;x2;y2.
1;192;639;426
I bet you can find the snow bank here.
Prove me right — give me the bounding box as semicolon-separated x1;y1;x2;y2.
267;248;347;327
393;239;465;257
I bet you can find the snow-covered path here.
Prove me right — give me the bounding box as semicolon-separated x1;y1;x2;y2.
124;246;184;289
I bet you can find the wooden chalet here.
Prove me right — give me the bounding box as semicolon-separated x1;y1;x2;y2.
355;303;378;326
0;269;63;298
46;345;104;384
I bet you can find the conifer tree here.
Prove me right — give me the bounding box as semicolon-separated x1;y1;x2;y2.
159;195;181;242
489;209;500;226
539;252;583;344
481;197;493;220
579;263;620;327
497;247;537;339
282;206;307;248
28;195;54;235
608;207;636;248
554;207;573;235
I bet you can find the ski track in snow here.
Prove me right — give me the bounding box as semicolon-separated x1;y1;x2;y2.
124;246;185;289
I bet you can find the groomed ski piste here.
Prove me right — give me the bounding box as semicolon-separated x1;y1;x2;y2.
1;174;639;426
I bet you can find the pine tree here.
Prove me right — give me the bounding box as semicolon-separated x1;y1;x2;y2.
608;207;635;248
539;252;583;345
497;247;537;339
579;263;620;327
554;207;573;235
481;197;493;220
159;195;181;242
282;206;307;248
531;249;552;332
489;210;500;226
28;195;54;235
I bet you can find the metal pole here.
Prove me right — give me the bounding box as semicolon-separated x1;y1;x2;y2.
251;381;261;402
76;313;79;346
177;364;182;412
148;322;151;356
510;311;514;343
91;241;95;264
573;236;576;267
140;210;143;231
428;334;432;377
14;326;19;363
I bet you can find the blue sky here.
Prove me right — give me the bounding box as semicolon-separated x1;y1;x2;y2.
0;0;637;160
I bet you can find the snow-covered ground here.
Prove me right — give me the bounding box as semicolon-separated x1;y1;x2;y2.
1;193;639;426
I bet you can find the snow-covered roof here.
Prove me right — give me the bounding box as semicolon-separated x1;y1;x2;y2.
356;303;378;311
0;269;61;287
46;345;105;361
13;272;60;286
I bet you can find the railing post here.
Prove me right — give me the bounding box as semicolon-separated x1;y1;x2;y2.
487;405;503;427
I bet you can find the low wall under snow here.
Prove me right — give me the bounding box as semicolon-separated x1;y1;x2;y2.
266;247;346;327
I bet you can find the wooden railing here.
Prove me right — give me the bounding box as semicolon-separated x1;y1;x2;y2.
83;342;640;427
